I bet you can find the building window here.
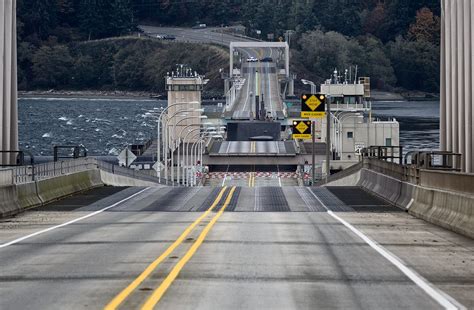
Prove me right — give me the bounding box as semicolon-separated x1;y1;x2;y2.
386;138;392;146
347;131;353;139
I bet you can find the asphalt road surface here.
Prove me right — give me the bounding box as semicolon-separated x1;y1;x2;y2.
139;25;257;47
232;47;284;119
0;185;472;309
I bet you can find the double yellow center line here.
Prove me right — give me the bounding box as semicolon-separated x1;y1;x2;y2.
105;186;236;310
248;172;255;187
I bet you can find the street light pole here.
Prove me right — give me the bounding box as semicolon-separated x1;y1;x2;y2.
174;115;207;186
326;97;331;183
301;79;317;94
182;128;203;186
163;109;191;185
164;107;204;185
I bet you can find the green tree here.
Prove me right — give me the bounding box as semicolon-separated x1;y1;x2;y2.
388;36;439;92
32;45;74;88
18;0;58;40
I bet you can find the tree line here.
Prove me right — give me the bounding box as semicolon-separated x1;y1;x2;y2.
18;0;441;93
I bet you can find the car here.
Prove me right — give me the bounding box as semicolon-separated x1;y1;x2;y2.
260;57;273;62
192;24;207;29
246;57;258;62
162;35;176;40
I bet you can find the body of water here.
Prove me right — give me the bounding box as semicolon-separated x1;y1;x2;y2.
19;97;166;156
371;100;440;152
19;97;440;156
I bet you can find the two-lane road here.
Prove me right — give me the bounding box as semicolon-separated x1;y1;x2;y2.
232;47;284;118
0;185;472;309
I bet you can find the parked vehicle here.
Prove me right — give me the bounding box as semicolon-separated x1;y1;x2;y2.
246;57;258;62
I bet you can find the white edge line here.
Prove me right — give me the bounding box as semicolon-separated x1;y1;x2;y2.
0;187;151;249
306;187;463;310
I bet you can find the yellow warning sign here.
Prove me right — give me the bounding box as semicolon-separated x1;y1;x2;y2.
306;95;322;111
301;93;326;118
295;121;309;134
292;120;312;139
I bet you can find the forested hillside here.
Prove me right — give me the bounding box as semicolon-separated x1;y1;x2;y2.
18;0;441;93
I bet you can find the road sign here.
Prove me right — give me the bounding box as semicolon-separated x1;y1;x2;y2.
117;147;137;167
152;161;164;172
355;142;365;155
292;120;312;139
301;93;326;118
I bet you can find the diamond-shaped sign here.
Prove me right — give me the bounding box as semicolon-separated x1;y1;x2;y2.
152;161;164;172
292;120;312;139
306;95;321;111
117;148;137;167
301;93;326;118
295;121;309;134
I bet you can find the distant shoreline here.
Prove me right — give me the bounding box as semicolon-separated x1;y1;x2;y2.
19;89;439;102
19;90;162;100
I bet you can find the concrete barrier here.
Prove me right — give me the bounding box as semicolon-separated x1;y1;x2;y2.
356;169;415;210
16;182;42;210
396;182;416;209
409;187;474;239
0;169;13;186
324;159;474;239
99;170;162;187
0;186;20;218
36;170;103;205
325;170;361;186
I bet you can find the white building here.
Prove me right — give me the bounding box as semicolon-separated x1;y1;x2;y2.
166;65;206;146
319;77;399;164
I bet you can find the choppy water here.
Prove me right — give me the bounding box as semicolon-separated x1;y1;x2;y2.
19;97;166;156
19;97;440;156
371;101;439;152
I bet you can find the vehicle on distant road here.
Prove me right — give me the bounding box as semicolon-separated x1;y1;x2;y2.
192;24;207;29
246;57;258;62
163;35;176;40
260;57;273;62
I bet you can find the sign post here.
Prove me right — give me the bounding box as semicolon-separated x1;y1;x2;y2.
301;94;327;185
326;99;331;184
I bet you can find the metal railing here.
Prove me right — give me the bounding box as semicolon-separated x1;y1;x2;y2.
97;160;168;185
13;157;98;184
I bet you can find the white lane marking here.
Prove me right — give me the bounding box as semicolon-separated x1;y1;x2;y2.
277;165;282;187
0;187;151;249
307;188;464;310
242;69;253;111
268;64;274;114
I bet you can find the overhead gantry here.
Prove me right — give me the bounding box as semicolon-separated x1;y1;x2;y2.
229;42;290;78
